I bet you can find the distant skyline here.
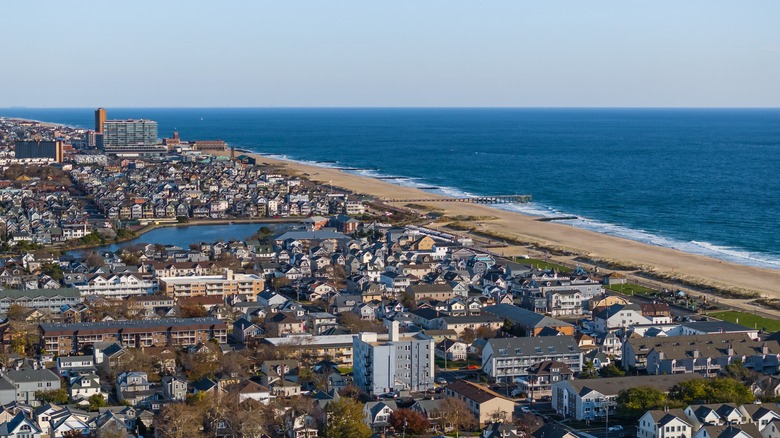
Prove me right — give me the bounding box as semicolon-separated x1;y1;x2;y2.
2;1;779;108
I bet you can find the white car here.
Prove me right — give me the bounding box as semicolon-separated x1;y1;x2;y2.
609;425;624;432
520;406;532;413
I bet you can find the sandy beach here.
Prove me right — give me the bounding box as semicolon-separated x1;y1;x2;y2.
217;151;780;300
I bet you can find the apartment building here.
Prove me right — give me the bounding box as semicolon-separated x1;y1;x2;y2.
39;317;228;355
482;336;583;383
158;270;264;299
353;322;434;395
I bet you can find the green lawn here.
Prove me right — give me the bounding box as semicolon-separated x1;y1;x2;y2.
709;311;780;332
521;258;572;272
605;283;658;296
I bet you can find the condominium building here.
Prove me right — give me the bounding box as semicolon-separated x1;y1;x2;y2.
72;273;156;298
39;317;228;355
158;270;264;299
14;140;64;162
353;322;435;395
102;119;164;156
0;288;82;313
482;336;583;383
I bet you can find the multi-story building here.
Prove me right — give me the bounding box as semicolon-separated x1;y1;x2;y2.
0;369;61;406
14;140;64;162
482;336;583;383
158;270;264;299
102;119;164;156
95;107;106;133
644;335;780;376
39;317;228;355
264;334;357;367
552;374;702;421
444;380;515;426
0;288;82;313
482;304;575;336
72;273;156;298
353;322;434;395
546;289;584;317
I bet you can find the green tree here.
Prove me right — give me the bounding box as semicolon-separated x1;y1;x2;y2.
617;386;668;417
389;409;429;435
600;363;626;377
88;393;109;411
706;378;754;404
40;262;64;281
579;361;598;379
35;388;69;404
325;397;372;438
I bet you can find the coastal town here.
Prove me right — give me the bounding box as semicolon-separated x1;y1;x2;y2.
1;110;780;438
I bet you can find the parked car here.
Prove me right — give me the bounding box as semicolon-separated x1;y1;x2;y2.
520;406;532;413
435;377;448;384
609;425;624;432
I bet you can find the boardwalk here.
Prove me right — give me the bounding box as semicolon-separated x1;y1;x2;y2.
383;195;531;204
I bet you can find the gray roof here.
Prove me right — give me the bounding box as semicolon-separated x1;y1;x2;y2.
4;368;60;383
0;287;81;299
564;373;702;397
487;336;582;357
682;320;753;333
40;316;224;332
482;304;573;329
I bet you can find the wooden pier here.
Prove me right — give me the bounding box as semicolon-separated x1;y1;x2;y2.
383;194;531;204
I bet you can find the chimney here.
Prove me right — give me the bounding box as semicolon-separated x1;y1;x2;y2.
762;343;769;355
728;343;735;356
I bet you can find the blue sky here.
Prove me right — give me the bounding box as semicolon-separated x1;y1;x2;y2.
2;0;779;107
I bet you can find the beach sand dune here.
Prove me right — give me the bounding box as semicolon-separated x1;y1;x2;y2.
219;151;780;299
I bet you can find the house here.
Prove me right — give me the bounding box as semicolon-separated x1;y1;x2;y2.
0;412;43;438
161;375;187;401
695;424;761;438
56;356;96;378
552;374;702;421
236;380;272;404
593;303;652;334
265;312;305;337
233;317;264;343
517;360;574;398
68;374;102;401
444;380;515;426
482;304;575;336
435;339;468;361
363;401;397;431
531;423;578;438
637;409;695;438
482;336;583;383
1;369;61;406
483;422;521;438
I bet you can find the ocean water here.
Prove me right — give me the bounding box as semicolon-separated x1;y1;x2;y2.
3;108;780;269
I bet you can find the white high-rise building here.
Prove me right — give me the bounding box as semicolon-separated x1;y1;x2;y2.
352;321;435;396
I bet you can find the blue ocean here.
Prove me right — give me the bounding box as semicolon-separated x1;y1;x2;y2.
3;108;780;269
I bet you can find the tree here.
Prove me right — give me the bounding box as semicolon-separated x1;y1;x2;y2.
579;361;598;379
35;388;69;404
325;397;372;438
389;409;429;435
617;386;668;417
156;402;205;438
40;262;64;281
438;397;477;435
460;328;477;344
179;304;208;318
6;304;28;322
600;363;626;377
86;252;105;267
705;377;754;405
88;393;109;411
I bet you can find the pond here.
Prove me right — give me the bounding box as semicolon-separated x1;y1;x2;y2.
69;223;278;256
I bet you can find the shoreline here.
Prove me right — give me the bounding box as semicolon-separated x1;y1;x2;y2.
211;150;780;300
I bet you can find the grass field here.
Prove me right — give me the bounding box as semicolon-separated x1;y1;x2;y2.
605;283;658;296
709;311;780;332
521;258;572;272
